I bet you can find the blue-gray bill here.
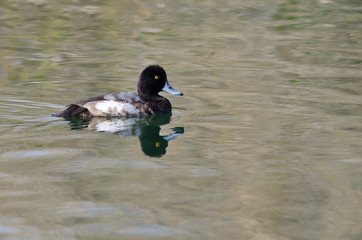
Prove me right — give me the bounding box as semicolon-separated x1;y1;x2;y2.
162;81;183;96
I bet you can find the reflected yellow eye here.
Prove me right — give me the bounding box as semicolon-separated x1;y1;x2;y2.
155;76;159;79
155;142;160;147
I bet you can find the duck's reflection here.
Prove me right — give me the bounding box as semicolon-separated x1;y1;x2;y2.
65;113;183;157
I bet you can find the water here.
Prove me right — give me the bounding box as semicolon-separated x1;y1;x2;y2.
0;0;361;239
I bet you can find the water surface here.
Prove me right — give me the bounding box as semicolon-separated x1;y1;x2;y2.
0;0;361;239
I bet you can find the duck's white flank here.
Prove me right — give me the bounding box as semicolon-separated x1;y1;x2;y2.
96;101;139;115
83;100;140;116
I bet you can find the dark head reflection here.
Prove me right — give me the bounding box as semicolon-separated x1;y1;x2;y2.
65;113;183;157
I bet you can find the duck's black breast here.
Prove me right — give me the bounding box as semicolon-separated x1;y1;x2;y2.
144;96;172;115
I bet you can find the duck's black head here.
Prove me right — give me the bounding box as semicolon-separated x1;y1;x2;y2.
137;65;183;99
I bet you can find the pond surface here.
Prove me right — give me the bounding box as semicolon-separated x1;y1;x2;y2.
0;0;361;239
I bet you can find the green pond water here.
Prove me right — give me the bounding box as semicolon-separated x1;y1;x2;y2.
0;0;361;239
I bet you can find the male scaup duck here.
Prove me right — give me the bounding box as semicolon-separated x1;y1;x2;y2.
52;65;183;117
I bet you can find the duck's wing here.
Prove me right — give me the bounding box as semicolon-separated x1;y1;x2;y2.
94;92;144;104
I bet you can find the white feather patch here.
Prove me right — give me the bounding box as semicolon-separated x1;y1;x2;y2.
94;100;139;116
95;101;123;114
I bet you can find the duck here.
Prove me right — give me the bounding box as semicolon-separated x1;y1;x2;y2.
52;65;183;118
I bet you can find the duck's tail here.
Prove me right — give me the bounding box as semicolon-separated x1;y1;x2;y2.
52;104;90;117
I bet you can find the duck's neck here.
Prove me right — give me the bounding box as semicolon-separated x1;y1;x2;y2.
138;88;163;101
139;93;162;101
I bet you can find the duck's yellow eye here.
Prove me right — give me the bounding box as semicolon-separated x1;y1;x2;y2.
155;142;160;147
155;76;159;79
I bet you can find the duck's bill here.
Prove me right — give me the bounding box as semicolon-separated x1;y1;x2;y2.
162;81;183;96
